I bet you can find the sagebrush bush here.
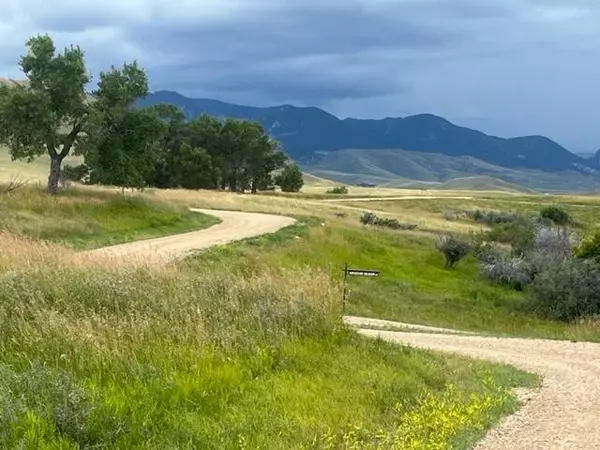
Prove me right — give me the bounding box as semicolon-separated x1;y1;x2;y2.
464;209;524;226
359;212;417;231
533;224;574;257
527;258;600;322
540;206;570;226
479;226;576;291
480;255;532;291
360;211;377;226
484;218;536;256
436;235;471;269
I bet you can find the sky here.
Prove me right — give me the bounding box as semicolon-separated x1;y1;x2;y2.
1;0;600;152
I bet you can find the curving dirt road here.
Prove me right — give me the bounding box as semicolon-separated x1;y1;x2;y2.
87;208;296;261
87;208;600;449
348;318;600;450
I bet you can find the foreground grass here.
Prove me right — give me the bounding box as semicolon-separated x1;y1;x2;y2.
190;219;600;342
0;186;219;249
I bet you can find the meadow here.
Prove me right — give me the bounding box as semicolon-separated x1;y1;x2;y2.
0;183;541;449
0;186;219;249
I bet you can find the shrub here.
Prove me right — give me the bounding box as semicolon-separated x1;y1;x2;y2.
373;217;418;231
436;235;471;269
442;210;461;222
527;258;600;322
359;212;417;231
533;224;574;257
484;218;536;256
327;186;349;195
574;231;600;263
540;206;570;226
464;209;523;226
360;212;377;226
479;255;532;291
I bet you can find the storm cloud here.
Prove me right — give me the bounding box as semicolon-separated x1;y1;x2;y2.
1;0;600;151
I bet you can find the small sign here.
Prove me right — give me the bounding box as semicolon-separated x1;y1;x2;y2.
346;269;380;277
341;263;381;311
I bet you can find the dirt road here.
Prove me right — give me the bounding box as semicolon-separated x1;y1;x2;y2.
87;208;295;261
348;318;600;450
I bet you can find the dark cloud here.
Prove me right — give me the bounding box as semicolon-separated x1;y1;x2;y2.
1;0;600;150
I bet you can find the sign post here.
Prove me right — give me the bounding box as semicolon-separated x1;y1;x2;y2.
342;263;380;312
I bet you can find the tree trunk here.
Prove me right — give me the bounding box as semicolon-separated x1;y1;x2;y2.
47;155;62;195
251;177;258;194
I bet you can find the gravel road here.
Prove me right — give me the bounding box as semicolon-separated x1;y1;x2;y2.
87;208;295;261
349;319;600;449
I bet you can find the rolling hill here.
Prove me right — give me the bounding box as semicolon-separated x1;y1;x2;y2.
303;148;600;192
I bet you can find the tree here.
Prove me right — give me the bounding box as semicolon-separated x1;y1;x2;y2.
175;142;214;190
275;164;304;192
80;62;161;191
148;104;187;188
185;114;223;189
238;122;286;193
0;35;90;194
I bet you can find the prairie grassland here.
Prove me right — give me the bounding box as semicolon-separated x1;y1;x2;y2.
0;186;219;249
0;187;538;448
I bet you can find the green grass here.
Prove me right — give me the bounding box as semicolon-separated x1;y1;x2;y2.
189;220;600;342
0;262;537;449
0;186;220;249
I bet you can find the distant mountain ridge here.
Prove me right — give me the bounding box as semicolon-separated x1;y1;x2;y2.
138;90;593;174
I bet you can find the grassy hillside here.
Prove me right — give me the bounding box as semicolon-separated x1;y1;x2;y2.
0;188;537;449
0;186;219;249
305;148;600;192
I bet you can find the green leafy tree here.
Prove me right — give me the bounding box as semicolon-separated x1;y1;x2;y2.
175;142;214;190
275;164;304;192
80;62;161;191
149;104;187;188
0;35;90;194
186;115;224;189
241;123;286;193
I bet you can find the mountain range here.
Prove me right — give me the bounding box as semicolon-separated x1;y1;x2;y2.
135;91;600;191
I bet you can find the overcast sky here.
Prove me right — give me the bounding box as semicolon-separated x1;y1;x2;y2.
1;0;600;152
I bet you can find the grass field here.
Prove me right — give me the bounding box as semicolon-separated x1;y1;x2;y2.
0;186;219;249
0;145;83;183
145;186;600;342
0;184;540;449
